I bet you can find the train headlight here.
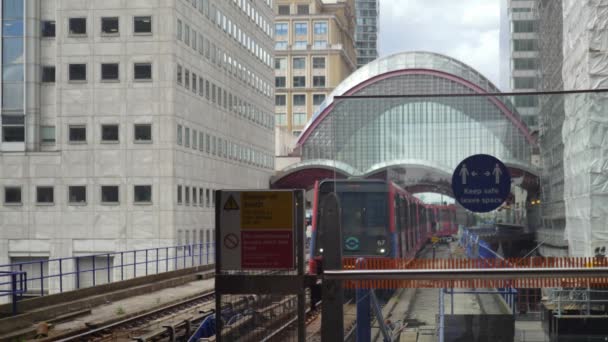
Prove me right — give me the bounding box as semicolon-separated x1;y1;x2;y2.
378;248;386;254
319;248;324;254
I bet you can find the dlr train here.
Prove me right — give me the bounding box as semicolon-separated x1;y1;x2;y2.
309;179;472;273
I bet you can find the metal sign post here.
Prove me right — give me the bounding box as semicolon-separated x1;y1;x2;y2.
215;189;307;342
320;193;344;342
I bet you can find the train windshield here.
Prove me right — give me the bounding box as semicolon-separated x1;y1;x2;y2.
315;187;389;256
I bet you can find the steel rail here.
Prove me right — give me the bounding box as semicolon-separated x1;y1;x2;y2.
55;290;216;341
323;267;608;281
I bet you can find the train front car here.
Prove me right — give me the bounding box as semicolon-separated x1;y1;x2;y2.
309;179;394;274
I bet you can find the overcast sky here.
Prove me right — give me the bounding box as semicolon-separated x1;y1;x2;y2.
379;0;501;86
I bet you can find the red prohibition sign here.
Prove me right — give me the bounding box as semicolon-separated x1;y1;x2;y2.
224;233;239;250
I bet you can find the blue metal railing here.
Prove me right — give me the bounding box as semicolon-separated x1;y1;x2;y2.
459;228;518;315
0;270;27;315
0;243;215;315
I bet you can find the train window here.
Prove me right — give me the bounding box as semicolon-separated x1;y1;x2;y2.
339;191;388;255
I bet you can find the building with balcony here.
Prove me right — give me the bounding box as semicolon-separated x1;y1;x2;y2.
0;0;275;289
354;0;378;68
273;0;357;153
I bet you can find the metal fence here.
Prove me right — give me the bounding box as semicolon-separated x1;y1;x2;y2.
0;243;215;315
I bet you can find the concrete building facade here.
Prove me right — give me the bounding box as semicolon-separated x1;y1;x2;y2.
273;0;356;144
0;0;275;287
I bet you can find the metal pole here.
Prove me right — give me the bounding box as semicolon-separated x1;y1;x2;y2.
215;190;223;342
356;258;371;342
59;260;63;293
11;273;18;316
92;256;96;286
296;190;306;342
75;257;80;289
39;261;44;296
120;252;124;281
321;193;344;342
439;288;445;342
451;287;454;315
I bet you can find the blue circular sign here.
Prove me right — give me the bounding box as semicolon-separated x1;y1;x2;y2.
451;154;511;213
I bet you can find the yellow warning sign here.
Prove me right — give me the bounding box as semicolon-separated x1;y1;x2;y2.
223;195;240;211
431;236;439;244
241;191;293;230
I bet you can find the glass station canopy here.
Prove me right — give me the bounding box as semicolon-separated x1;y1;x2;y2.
293;52;537;182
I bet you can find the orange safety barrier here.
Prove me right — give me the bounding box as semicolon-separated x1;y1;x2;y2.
339;257;608;289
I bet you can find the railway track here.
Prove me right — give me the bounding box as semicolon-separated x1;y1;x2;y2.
53;290;216;342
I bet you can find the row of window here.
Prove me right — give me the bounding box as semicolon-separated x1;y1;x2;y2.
275;56;326;70
176;124;274;169
275;94;326;107
275;39;328;50
275;21;328;36
41;63;152;83
176;64;274;130
177;185;216;207
277;4;309;16
3;185;152;205
175;19;272;100
275;75;326;88
39;124;152;145
177;228;215;246
41;16;152;38
178;0;273;68
275;112;307;126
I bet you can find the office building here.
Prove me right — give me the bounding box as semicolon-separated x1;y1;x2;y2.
273;0;357;148
354;0;378;67
0;0;275;287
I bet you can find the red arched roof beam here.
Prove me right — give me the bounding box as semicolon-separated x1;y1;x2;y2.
297;69;536;147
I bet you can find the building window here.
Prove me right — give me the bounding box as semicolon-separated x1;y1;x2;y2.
199;188;204;207
275;113;286;126
69;64;86;81
275;41;287;50
274;58;286;70
513;77;536;89
101;124;119;142
101;186;119;204
513;39;537;52
37;186;54;204
41;21;55;37
68;125;86;143
293;113;307;125
297;4;309;15
278;5;290;15
205;189;210;207
192;73;197;93
185;186;190;204
314;21;328;35
177;124;183;145
133;16;152;34
514;95;539;108
294;41;307;49
294;22;307;35
275;95;286;106
275;76;286;88
293;76;305;88
41;126;55;143
177;185;182;204
2;115;24;142
293;57;305;69
134;63;152;80
42;66;55;82
313;76;325;87
68;186;86;204
185;69;190;89
312;57;325;69
192;187;197;205
513;20;535;33
313;94;326;105
4;187;21;205
275;22;288;35
101;17;119;34
134;124;152;142
185;127;190;147
134;185;152;203
313;40;327;48
177;65;182;84
177;19;182;40
101;63;119;80
69;18;87;35
293;94;306;106
513;58;537;70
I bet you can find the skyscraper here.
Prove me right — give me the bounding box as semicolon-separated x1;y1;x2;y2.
505;0;540;131
0;0;275;284
354;0;378;68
